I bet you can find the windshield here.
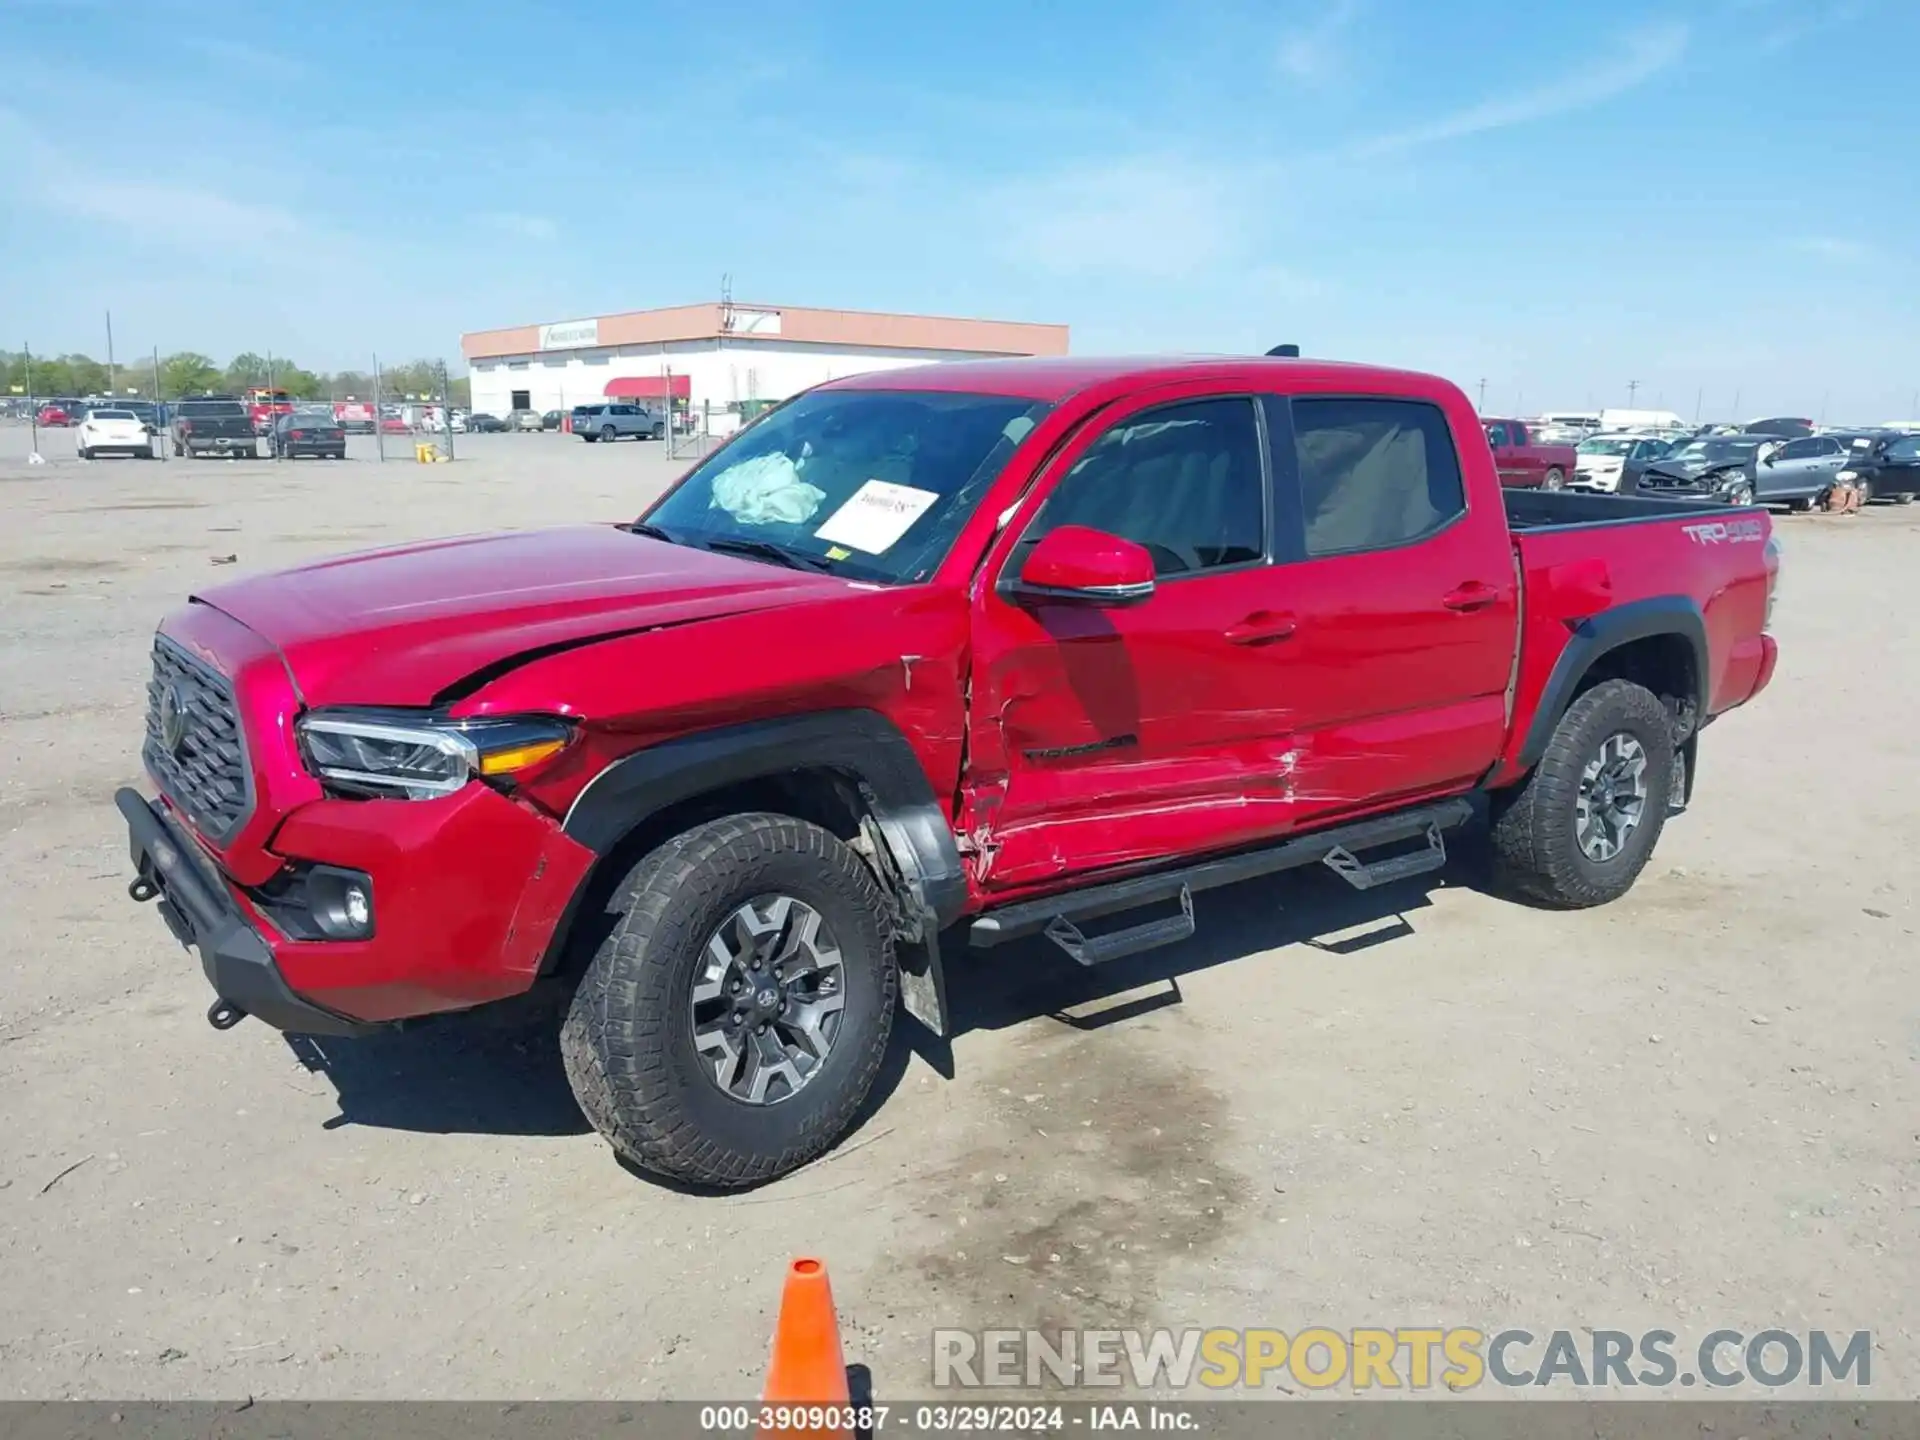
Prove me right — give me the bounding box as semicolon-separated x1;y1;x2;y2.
1577;437;1637;456
1669;439;1762;463
644;388;1050;583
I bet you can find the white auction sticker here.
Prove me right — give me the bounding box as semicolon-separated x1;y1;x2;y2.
813;480;940;554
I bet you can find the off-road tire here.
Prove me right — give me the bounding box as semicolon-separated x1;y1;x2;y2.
561;813;897;1188
1489;679;1674;909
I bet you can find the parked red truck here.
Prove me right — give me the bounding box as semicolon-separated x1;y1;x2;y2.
119;356;1780;1187
1484;417;1579;490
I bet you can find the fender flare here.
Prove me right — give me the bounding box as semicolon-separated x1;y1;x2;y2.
1516;595;1709;769
562;707;969;937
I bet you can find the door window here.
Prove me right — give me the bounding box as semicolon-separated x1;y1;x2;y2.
1776;438;1819;460
1484;422;1510;447
1291;398;1467;557
1024;398;1266;578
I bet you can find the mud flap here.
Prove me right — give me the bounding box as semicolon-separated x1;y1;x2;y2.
898;929;950;1038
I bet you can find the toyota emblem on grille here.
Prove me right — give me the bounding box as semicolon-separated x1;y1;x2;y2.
158;681;190;754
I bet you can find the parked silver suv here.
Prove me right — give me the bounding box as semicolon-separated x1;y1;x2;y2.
571;402;666;442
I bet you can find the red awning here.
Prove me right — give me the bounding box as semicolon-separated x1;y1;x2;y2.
604;374;690;400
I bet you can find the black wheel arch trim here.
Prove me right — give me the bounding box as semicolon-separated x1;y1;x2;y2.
561;708;968;935
1516;595;1709;770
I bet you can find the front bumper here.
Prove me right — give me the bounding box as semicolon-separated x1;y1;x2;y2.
116;779;599;1032
116;788;374;1036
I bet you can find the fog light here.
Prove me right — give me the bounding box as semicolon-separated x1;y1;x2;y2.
305;866;375;939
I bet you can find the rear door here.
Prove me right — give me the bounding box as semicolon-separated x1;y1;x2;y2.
1509;421;1544;485
1256;393;1520;820
966;387;1296;889
1761;436;1835;498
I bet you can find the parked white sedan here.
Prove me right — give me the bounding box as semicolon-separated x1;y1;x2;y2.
76;407;153;460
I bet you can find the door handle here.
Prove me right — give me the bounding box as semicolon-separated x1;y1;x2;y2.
1225;610;1297;645
1442;582;1502;612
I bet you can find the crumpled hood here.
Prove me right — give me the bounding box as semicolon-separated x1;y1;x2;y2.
197;525;850;707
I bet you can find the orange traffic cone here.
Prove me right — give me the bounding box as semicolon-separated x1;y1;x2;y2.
759;1257;852;1438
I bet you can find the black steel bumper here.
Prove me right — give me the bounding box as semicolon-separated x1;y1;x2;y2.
115;788;374;1037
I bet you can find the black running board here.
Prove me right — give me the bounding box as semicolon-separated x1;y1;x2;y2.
968;798;1472;963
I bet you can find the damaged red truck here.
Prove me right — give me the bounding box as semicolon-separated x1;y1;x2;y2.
118;356;1780;1187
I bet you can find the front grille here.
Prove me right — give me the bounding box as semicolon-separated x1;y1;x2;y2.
143;637;251;842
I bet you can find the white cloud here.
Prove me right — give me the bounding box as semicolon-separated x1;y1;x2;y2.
482;212;560;242
1276;0;1362;85
1350;22;1689;155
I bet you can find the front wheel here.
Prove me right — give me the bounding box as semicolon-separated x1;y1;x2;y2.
561;813;898;1188
1490;679;1674;909
1723;478;1755;506
1542;466;1565;491
78;446;93;461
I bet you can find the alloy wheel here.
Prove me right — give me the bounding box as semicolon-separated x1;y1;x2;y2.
689;895;847;1106
1575;732;1649;863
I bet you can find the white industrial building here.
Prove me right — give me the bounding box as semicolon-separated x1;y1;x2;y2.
462;300;1069;418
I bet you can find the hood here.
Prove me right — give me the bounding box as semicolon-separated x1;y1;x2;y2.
198;525;851;707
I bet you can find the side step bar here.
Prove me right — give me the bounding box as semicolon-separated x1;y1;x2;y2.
968;798;1473;963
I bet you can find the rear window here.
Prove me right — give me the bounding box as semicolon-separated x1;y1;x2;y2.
1292;398;1467;557
89;408;137;420
179;400;247;417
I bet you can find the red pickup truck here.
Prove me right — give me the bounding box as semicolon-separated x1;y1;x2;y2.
1484;417;1578;490
117;356;1779;1188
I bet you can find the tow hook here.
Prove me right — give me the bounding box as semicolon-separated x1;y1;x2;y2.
128;876;158;903
207;999;248;1031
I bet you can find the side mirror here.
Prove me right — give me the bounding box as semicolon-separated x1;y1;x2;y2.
1010;525;1155;606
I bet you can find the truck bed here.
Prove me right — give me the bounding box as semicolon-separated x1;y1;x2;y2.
1486;487;1776;789
1503;488;1730;529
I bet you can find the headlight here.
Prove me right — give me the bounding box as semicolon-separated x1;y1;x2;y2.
297;711;574;799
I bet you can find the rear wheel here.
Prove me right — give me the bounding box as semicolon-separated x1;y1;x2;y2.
600;424;617;443
561;813;897;1188
1895;493;1915;506
1490;679;1674;909
651;421;666;441
78;446;93;461
1542;466;1565;491
1789;497;1814;513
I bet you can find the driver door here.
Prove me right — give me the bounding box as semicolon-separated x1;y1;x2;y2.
964;389;1297;891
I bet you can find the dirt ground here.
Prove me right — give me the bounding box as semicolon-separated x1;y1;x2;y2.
0;422;1914;1401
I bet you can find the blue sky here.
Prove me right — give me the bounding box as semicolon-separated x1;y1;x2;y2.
1;0;1912;418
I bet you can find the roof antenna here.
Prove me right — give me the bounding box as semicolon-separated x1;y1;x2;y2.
1266;343;1300;358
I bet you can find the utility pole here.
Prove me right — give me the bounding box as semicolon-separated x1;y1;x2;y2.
24;342;37;457
1731;389;1742;421
105;310;116;393
1694;387;1703;424
1476;377;1487;412
373;352;385;463
153;347;165;462
1626;379;1640;407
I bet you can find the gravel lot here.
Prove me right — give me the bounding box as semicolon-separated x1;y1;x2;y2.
1;422;1915;1400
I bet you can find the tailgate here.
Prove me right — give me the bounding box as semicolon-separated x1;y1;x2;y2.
1491;503;1776;784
